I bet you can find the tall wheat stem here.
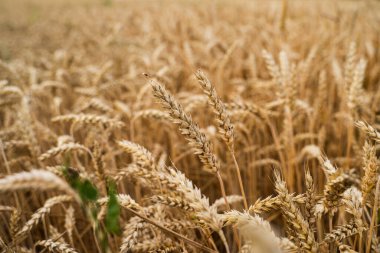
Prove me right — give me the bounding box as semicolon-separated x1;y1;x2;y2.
218;229;230;253
216;171;230;210
231;151;248;209
366;176;380;253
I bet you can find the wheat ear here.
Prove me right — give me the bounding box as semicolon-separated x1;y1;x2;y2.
195;69;248;209
224;210;283;253
324;220;365;244
361;142;378;204
39;142;90;161
355;121;380;143
97;194;141;210
305;169;316;230
249;194;305;214
274;171;316;252
149;77;230;212
15;195;73;241
36;239;78;253
133;109;171;121
52;113;124;129
149;77;219;174
117;140;156;169
0;170;79;201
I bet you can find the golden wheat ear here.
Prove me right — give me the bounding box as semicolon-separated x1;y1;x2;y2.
0;170;79;201
36;239;78;253
355;120;380;143
361;142;378;205
117;140;156;169
149;77;220;174
224;210;285;253
274;170;316;252
39;142;89;161
195;69;234;149
195;69;248;209
15;195;74;242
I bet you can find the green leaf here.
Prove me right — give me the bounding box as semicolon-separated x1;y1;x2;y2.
62;166;98;203
105;182;121;234
79;180;99;202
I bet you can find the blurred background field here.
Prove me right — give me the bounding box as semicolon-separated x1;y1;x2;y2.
0;0;380;252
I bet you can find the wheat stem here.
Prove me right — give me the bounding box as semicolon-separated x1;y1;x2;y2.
366;176;380;253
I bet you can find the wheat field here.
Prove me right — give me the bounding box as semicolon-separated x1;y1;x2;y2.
0;0;380;252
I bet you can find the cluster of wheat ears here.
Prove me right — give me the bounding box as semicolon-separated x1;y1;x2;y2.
0;0;380;252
